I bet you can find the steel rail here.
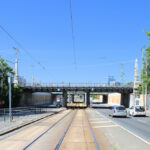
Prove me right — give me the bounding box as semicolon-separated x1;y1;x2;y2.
86;111;100;150
55;110;77;150
23;110;74;150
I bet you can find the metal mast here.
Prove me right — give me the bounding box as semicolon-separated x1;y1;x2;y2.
13;47;19;84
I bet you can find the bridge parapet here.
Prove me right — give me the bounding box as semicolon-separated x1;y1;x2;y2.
21;82;133;88
20;83;133;94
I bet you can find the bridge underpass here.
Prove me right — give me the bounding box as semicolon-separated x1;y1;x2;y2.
20;86;133;108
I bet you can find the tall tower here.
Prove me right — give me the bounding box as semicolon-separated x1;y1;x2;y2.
134;59;139;89
13;47;19;84
133;59;139;105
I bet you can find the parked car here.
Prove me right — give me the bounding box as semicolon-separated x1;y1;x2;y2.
129;106;146;116
109;105;127;117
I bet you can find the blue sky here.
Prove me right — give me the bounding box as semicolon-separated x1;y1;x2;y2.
0;0;150;84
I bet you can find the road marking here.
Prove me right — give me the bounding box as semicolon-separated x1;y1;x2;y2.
95;111;150;145
91;121;112;123
131;117;148;124
89;118;105;120
93;125;118;128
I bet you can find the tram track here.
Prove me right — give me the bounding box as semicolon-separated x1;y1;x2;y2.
55;109;100;150
55;110;77;150
23;110;74;150
85;111;100;150
0;109;100;150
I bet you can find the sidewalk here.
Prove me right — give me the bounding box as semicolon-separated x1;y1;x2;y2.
0;107;66;136
146;109;150;116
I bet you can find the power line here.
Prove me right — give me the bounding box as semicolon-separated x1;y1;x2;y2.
0;25;46;70
78;60;134;68
69;0;77;69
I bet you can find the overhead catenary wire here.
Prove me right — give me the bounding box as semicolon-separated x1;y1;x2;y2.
0;25;46;70
69;0;77;69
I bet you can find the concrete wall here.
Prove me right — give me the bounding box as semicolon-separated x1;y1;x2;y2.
108;93;121;105
32;92;52;105
20;92;52;106
129;94;134;107
20;92;33;106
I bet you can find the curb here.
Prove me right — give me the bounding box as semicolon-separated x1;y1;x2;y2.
0;108;66;136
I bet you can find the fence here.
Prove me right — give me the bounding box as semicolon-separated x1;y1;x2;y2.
0;106;53;122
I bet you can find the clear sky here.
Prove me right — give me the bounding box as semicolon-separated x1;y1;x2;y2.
0;0;150;84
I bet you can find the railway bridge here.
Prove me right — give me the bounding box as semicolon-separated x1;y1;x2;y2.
20;83;133;108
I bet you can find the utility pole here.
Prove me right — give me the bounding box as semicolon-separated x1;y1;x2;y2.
0;61;3;95
121;64;124;86
13;47;19;84
30;65;34;86
8;74;12;122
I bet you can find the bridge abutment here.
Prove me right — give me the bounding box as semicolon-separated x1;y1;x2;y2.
121;93;130;108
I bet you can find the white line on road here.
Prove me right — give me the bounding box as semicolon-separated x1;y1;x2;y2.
89;118;106;120
93;125;118;128
91;121;112;123
95;111;150;145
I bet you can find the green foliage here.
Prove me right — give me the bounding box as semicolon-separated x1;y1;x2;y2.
140;31;150;94
125;82;134;87
144;31;150;36
0;57;22;107
138;85;142;97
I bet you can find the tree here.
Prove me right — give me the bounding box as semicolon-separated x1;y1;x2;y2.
140;31;150;94
0;57;22;107
125;82;134;87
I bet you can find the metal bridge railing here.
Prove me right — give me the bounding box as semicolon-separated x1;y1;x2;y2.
20;82;133;88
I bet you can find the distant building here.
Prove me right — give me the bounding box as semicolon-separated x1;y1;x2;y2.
108;76;115;86
109;81;121;87
13;75;26;86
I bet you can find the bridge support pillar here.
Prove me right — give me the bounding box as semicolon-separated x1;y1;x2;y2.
63;90;67;107
20;92;33;106
121;93;130;108
86;92;90;107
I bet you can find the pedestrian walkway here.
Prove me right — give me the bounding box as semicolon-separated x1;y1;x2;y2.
146;109;150;116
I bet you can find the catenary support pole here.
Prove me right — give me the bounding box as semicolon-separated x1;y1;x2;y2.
8;76;12;122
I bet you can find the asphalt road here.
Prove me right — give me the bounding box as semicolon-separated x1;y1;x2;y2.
95;108;150;143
